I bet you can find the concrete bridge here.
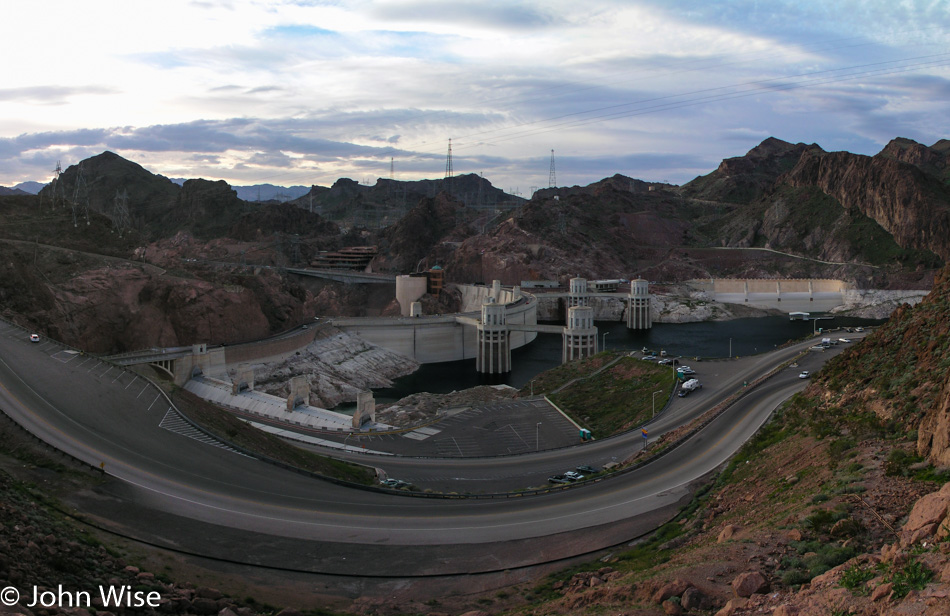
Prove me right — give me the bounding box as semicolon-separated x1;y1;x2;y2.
284;266;396;284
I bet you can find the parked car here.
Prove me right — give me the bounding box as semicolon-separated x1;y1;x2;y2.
576;465;599;475
548;475;571;484
381;478;411;489
799;371;810;379
30;333;40;343
657;358;672;365
563;471;585;482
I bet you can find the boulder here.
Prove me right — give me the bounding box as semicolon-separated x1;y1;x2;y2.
715;597;748;616
903;483;950;532
731;571;769;597
871;582;893;602
772;606;799;616
718;524;741;543
681;586;712;611
652;578;693;604
662;599;684;615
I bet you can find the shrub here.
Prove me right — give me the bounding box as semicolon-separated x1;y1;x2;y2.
840;564;875;595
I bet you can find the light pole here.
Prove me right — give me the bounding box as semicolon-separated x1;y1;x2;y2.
652;389;663;418
343;432;352;451
536;422;541;451
729;337;732;358
602;331;609;351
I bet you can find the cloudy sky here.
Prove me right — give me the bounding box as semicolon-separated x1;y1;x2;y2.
2;0;949;193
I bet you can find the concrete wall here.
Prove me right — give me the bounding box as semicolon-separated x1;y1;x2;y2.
457;283;520;312
396;275;429;316
224;326;320;366
333;289;538;364
690;278;848;294
535;294;627;322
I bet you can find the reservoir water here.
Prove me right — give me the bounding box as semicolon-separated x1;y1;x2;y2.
372;315;882;402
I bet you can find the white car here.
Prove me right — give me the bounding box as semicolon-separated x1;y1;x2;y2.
799;371;810;379
30;333;40;343
839;338;851;343
563;471;585;481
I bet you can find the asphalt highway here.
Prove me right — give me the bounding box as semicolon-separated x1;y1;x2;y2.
0;320;857;575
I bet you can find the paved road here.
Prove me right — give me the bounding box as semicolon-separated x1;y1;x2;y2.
303;339;851;492
0;320;856;575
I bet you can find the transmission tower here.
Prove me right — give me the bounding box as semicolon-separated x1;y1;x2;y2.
443;138;454;194
112;189;132;236
549;149;556;188
46;161;66;209
70;162;90;227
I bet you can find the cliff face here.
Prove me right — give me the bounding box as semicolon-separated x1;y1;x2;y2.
782;144;950;260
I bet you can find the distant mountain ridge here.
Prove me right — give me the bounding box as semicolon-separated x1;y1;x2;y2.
169;179;310;202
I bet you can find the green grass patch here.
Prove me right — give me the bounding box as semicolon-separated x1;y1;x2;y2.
887;559;933;600
547;356;676;436
840;563;875;595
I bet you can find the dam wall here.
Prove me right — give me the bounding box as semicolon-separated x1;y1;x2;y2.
333;287;538;364
689;278;849;294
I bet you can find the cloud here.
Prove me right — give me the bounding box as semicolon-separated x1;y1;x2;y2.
0;86;118;105
370;1;560;31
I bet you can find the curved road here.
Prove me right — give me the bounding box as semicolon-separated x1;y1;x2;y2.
0;321;853;575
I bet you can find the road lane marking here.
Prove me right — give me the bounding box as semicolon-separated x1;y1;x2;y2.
125;375;138;390
147;394;161;411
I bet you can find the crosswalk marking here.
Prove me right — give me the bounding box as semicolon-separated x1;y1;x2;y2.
158;409;248;456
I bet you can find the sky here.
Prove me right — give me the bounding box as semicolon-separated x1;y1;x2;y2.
2;0;949;193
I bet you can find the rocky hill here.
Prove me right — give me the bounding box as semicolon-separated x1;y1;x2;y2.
808;264;950;467
289;173;524;228
0;186;31;196
409;137;946;288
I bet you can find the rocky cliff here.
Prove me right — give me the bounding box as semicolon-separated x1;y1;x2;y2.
807;265;950;466
782;141;950;260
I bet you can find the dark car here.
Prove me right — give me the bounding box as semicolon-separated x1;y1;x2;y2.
576;465;599;474
548;475;571;484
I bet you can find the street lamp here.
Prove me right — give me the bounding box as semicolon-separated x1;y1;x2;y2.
536;422;542;451
602;331;609;351
729;337;732;358
652;389;663;418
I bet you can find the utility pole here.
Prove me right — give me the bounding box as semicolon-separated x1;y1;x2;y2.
549;149;556;188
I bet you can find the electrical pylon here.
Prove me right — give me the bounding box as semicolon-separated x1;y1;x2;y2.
443;138;454;194
70;163;90;227
549;149;556;188
112;189;131;236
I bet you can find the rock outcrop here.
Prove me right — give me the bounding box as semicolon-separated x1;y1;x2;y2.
243;328;419;409
782;140;950;260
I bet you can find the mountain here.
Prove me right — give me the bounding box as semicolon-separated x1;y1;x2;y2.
13;181;43;194
289;173;524;228
686;137;949;268
170;180;310;202
0;186;31;196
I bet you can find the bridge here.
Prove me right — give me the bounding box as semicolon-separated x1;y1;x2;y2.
284;267;396;284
